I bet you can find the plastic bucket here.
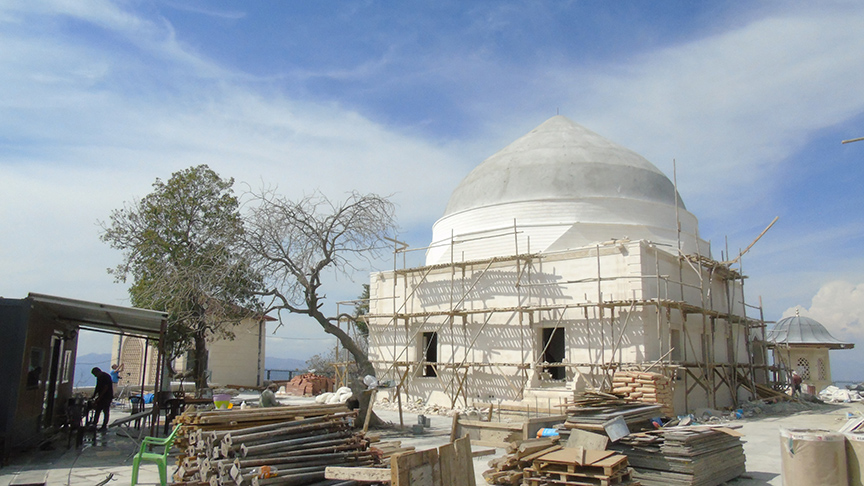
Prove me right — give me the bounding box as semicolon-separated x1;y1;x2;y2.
779;428;847;486
213;393;233;410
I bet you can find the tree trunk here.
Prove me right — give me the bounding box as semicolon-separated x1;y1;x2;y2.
193;330;209;393
312;310;383;429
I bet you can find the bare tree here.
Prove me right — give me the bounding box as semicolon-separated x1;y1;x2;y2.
243;189;396;424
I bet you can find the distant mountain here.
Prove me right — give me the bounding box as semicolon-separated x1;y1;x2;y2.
74;352;112;387
265;356;307;371
74;354;307;386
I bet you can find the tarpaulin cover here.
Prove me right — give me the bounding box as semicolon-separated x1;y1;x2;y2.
780;428;847;486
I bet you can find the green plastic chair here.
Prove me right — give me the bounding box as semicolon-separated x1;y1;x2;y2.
130;424;182;486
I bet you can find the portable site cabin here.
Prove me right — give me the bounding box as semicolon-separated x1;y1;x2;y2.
0;293;166;457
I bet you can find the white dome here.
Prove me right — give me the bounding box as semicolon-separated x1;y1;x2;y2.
427;116;706;265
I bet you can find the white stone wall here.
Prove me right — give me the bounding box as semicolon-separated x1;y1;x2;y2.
207;317;265;388
115;317;266;389
777;347;833;393
369;239;751;413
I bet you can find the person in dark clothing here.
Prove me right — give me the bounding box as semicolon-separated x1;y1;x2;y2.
91;367;113;430
791;371;803;397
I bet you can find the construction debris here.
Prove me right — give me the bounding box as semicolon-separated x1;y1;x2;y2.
323;435;475;486
610;426;746;486
524;447;638;486
483;437;562;485
281;373;334;397
562;392;662;431
820;385;864;403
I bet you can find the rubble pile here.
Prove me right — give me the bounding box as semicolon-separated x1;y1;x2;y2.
375;396;484;418
820;385;864;403
281;373;334;396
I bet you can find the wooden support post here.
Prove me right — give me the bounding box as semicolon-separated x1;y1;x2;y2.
362;389;377;435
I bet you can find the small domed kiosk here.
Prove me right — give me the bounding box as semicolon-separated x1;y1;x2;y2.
766;312;853;393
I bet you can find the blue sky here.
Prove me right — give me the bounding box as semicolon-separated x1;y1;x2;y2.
2;1;863;379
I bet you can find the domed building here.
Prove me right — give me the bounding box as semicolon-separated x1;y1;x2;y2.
427;116;707;264
767;312;853;393
367;116;769;415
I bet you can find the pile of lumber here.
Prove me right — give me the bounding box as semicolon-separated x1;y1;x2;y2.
611;371;675;417
610;426;746;486
171;404;378;485
483;437;562;485
562;392;661;430
325;435;474;486
523;447;640;486
282;373;334;396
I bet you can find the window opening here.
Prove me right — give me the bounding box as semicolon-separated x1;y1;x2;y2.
422;332;438;377
796;357;810;380
542;327;566;380
670;329;682;361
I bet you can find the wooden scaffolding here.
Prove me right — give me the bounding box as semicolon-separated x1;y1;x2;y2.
356;220;787;414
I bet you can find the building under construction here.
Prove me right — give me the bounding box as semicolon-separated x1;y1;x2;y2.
366;116;776;415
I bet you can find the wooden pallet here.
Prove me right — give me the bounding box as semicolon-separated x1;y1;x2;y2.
534;448;629;477
523;468;637;486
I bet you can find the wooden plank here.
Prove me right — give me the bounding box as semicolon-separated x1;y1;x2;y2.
536;448;617;466
324;466;391;482
714;426;744;437
362;389;377;435
566;429;609;451
438;442;455;486
453;435;474;486
391;448;440;486
471;447;497;457
449;412;460;443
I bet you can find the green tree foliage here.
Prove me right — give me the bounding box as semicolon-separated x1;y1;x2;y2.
100;165;262;391
354;283;370;335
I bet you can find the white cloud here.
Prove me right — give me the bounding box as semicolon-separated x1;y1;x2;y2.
5;1;864;366
0;1;466;331
783;281;864;341
538;5;864;222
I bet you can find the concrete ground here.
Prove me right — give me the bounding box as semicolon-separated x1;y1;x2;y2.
0;396;858;486
371;399;864;486
0;430;163;486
